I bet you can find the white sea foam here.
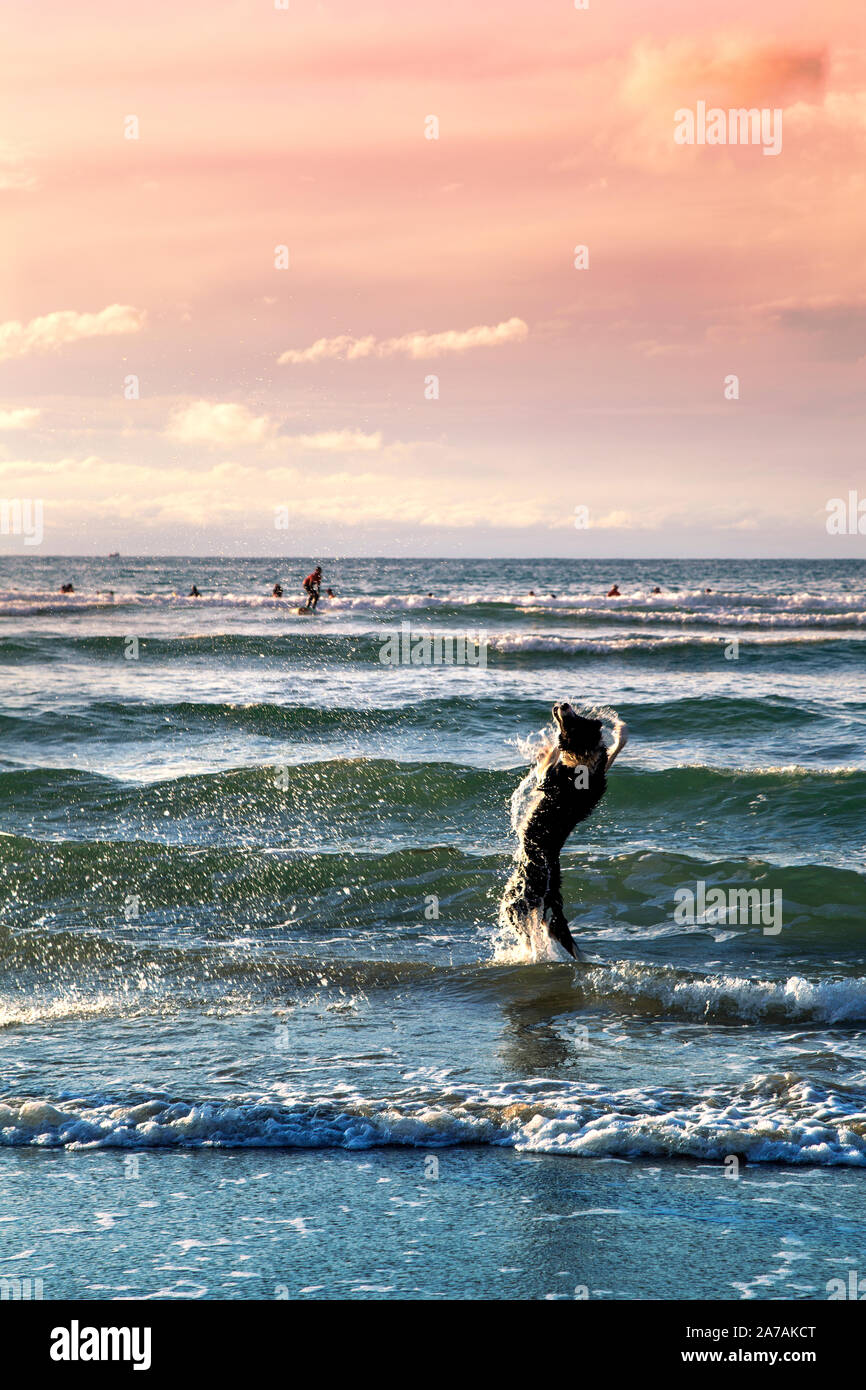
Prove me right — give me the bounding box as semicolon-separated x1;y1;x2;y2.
2;1070;865;1165
489;630;864;654
1;586;865;627
581;963;866;1025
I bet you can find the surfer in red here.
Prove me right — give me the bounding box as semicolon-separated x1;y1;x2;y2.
302;565;323;611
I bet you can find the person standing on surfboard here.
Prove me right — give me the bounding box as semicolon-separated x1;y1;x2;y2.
301;565;323;611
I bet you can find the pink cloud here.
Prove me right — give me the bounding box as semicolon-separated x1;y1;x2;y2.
278;318;528;365
0;305;145;362
621;37;827;107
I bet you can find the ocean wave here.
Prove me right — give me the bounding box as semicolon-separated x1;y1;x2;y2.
4;900;866;1027
3;833;863;979
580;962;866;1023
3;630;862;680
3;1070;866;1164
2;755;863;794
1;760;863;858
2;584;866;626
2;834;860;908
1;691;849;747
489;631;866;656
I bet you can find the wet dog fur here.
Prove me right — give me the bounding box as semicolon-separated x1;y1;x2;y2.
500;703;628;958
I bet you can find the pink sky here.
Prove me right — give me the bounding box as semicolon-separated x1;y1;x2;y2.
0;0;863;555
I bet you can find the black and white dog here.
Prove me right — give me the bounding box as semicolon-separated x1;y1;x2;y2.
500;703;628;959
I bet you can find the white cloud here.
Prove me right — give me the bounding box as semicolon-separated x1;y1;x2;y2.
167;402;383;453
279;334;374;365
292;429;382;452
2;453;553;530
278;316;528;365
592;509;660;530
167;401;274;447
0;305;146;362
0;454;807;539
0;407;40;429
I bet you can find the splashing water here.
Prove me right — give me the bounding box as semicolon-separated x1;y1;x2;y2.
492;905;577;963
496;701;619;963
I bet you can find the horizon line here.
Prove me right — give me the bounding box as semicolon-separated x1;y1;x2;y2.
1;554;863;564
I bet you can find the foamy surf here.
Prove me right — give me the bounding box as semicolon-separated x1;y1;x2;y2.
489;630;866;654
3;1072;866;1166
580;963;866;1024
2;584;866;628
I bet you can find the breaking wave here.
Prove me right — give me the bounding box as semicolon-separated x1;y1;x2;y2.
3;1070;866;1165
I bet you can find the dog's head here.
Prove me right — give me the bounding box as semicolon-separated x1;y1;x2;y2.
552;702;603;758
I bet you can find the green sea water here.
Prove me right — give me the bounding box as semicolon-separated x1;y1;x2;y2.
0;556;864;1299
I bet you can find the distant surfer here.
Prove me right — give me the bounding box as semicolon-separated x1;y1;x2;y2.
301;565;323;612
189;585;201;597
59;582;75;594
326;588;336;599
272;583;284;598
607;584;621;597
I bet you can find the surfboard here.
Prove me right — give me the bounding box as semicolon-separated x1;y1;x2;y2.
296;606;314;615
